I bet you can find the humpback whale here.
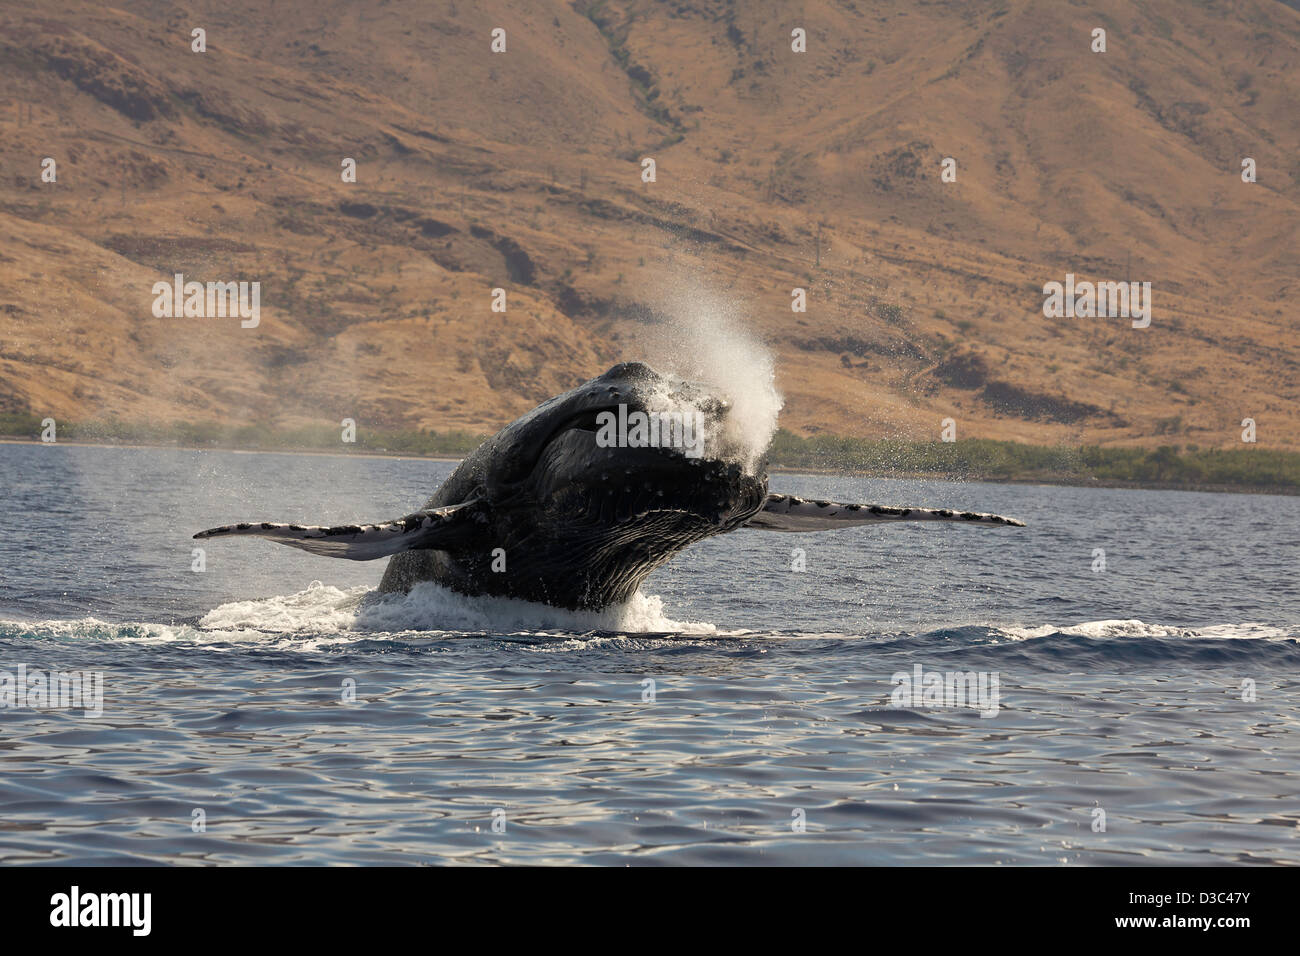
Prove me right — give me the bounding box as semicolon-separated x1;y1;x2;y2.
195;362;1024;610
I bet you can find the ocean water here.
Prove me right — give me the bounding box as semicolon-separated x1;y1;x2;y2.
0;442;1297;865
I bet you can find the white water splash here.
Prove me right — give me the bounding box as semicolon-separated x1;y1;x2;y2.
0;585;719;651
193;580;718;639
353;581;717;635
999;619;1291;641
632;287;783;473
198;580;367;636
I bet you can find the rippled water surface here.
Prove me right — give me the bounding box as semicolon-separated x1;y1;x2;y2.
1;443;1297;864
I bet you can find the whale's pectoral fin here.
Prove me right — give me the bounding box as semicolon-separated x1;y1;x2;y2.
192;500;485;560
743;494;1025;531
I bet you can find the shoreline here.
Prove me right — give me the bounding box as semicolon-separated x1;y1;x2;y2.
0;435;466;464
3;434;1294;497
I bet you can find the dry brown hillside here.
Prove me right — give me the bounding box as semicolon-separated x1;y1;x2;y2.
1;0;1297;449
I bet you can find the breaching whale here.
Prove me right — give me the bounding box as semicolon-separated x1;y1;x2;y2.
195;362;1024;610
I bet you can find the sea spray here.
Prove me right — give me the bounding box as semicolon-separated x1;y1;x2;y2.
629;287;783;473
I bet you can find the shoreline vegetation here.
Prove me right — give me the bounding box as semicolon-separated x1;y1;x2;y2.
2;414;1297;495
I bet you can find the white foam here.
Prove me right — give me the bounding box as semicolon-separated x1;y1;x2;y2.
0;617;186;644
350;581;717;635
197;580;365;634
1;582;720;650
1184;622;1291;641
183;580;714;642
998;619;1292;641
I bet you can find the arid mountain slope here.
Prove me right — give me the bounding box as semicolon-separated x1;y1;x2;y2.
1;0;1297;449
